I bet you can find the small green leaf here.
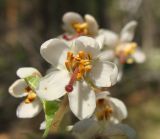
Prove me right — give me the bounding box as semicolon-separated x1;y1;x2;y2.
25;75;40;90
43;100;59;137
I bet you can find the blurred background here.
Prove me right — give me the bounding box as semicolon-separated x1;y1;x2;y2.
0;0;160;139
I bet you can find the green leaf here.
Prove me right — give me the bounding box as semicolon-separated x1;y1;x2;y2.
25;75;40;90
42;100;59;137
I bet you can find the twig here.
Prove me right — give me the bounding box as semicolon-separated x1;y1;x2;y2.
49;95;69;133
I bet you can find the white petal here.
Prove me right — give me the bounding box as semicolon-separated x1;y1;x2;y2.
40;121;46;130
98;50;115;61
16;98;42;118
117;70;123;82
96;91;110;100
99;29;119;48
9;79;28;98
95;35;105;50
36;69;69;101
17;67;40;78
109;97;128;121
85;14;98;36
72;36;100;58
68;81;96;120
132;48;146;63
120;21;137;42
89;61;118;87
62;12;83;33
40;39;69;69
116;63;123;82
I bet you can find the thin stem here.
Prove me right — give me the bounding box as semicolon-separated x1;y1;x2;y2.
49;95;69;133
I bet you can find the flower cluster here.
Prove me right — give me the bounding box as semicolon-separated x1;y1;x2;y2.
9;12;145;138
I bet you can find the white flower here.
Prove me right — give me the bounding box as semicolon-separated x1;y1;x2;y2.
60;12;105;49
62;12;99;41
99;21;146;64
72;118;137;139
95;91;127;123
37;36;118;120
9;67;42;118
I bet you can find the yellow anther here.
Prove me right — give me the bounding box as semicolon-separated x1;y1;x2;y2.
84;61;90;66
127;58;134;64
65;51;92;80
96;111;105;121
67;52;73;61
96;106;113;121
116;42;137;55
85;65;92;72
81;59;89;63
78;51;85;59
28;92;36;100
104;106;113;119
76;73;83;80
24;87;37;104
65;61;71;71
79;64;85;72
116;42;137;64
124;43;137;55
75;56;81;61
72;22;89;35
24;98;30;104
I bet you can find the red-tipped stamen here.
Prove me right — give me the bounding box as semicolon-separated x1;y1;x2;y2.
65;68;79;93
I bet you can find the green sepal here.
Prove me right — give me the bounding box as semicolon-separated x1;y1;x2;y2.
25;75;40;90
42;100;59;138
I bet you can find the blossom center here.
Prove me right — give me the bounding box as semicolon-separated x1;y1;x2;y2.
72;22;89;35
96;98;113;121
96;106;113;121
115;42;137;64
65;51;92;92
24;86;36;104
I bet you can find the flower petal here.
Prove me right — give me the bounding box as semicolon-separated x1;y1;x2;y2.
89;61;118;87
99;29;119;48
72;36;100;58
132;48;146;63
62;12;83;33
97;50;115;61
40;121;46;130
36;69;69;101
16;98;42;118
40;39;69;69
68;81;96;120
85;14;98;36
95;34;105;50
120;21;137;42
9;79;28;98
109;97;128;122
17;67;40;78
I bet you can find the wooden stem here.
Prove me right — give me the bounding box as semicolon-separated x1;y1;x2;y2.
49;95;69;133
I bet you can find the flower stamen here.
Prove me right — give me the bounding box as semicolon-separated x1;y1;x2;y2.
24;86;37;104
72;22;89;35
115;42;137;64
65;51;92;92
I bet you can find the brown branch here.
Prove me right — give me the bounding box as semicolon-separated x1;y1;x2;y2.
49;95;69;133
